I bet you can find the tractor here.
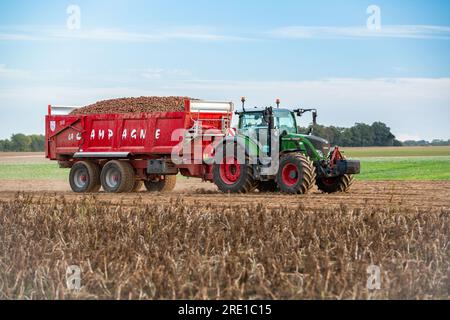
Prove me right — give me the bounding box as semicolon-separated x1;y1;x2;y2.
212;98;361;194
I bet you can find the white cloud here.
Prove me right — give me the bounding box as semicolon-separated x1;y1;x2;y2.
0;33;44;41
0;77;449;140
0;64;32;80
141;68;191;80
165;77;450;107
164;77;450;139
2;24;450;43
0;26;251;43
270;25;450;40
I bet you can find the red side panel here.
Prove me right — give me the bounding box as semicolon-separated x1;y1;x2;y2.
46;112;188;159
46;115;84;159
81;112;186;154
45;100;233;161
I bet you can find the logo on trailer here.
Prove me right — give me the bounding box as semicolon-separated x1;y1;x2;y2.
50;121;56;132
88;128;146;141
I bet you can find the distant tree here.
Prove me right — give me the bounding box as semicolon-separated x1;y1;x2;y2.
350;123;374;147
10;134;32;152
29;134;45;152
0;134;47;151
299;121;405;147
0;140;6;151
393;139;403;147
371;122;395;146
403;140;430;146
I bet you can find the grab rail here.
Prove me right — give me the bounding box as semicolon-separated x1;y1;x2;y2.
48;105;82;116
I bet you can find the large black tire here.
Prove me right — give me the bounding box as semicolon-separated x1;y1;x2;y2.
144;175;177;192
276;153;316;194
256;180;278;193
212;144;257;194
69;161;101;193
316;174;354;193
100;160;135;193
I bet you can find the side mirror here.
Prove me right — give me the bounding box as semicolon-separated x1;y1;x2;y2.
263;108;271;123
312;111;318;126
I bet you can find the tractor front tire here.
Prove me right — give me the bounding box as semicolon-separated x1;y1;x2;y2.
316;174;354;193
69;161;101;193
276;153;316;194
100;160;135;193
144;175;177;192
213;145;256;194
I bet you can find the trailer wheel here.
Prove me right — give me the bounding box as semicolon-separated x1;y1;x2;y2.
316;174;354;193
100;160;135;193
144;175;177;192
69;161;101;193
213;144;256;194
256;180;278;193
276;153;316;195
132;180;144;192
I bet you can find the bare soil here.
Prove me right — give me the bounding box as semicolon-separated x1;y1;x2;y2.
0;152;47;163
0;180;448;212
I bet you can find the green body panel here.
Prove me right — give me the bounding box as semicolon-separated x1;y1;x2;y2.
280;133;322;160
234;131;324;162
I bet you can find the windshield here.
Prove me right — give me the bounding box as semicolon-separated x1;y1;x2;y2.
274;110;297;134
239;112;267;129
238;110;298;134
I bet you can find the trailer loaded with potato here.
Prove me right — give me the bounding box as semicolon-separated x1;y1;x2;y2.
45;97;360;194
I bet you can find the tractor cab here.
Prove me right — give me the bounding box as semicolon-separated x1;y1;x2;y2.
238;108;298;154
236;103;329;161
238;108;297;134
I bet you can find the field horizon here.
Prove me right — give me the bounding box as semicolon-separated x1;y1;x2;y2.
1;146;449;181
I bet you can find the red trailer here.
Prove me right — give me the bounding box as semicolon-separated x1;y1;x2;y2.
45;99;234;193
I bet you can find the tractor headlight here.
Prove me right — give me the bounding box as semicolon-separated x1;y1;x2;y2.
316;150;324;158
323;144;331;157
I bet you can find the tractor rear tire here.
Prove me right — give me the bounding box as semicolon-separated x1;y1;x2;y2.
100;160;135;193
213;145;257;194
256;180;278;193
316;174;354;193
276;153;316;194
69;161;101;193
144;175;177;192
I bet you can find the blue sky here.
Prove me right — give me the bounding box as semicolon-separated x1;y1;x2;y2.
0;0;449;140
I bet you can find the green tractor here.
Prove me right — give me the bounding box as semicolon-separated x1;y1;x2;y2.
212;98;361;194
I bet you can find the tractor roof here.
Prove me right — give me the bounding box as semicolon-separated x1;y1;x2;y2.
237;108;293;114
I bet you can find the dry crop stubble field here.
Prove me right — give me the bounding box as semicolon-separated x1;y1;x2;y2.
0;152;449;299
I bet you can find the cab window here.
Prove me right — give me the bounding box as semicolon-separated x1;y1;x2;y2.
275;111;297;134
239;113;267;129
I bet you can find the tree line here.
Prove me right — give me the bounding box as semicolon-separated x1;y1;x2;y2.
298;122;402;147
402;139;450;147
0;134;45;152
299;122;450;147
